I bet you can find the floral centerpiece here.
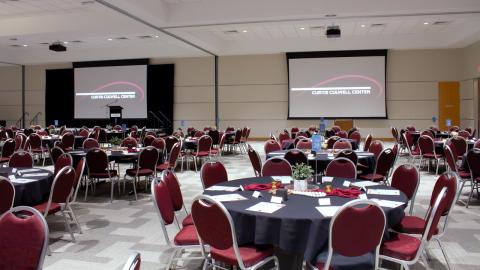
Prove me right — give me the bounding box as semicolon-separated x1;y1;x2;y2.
292;163;314;191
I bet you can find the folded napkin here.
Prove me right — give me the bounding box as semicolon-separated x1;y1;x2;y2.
312;188;361;199
243;182;284;191
127;149;139;153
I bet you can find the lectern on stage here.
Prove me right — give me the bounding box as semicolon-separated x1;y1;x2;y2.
108;105;123;125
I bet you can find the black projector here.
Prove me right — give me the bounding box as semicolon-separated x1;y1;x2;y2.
326;26;341;38
49;43;67;52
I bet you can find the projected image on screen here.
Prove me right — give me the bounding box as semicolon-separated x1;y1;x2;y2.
74;65;147;119
288;53;386;118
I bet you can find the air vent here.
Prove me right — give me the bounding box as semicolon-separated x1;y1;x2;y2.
39;42;50;45
10;44;22;47
433;21;451;25
224;30;239;35
371;23;386;27
9;37;17;41
115;37;129;40
70;40;83;43
138;35;153;39
325;14;337;17
310;26;325;30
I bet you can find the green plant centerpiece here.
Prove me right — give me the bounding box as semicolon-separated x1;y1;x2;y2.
109;137;122;149
292;163;314;192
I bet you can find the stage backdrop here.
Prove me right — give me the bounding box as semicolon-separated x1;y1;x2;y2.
45;63;173;133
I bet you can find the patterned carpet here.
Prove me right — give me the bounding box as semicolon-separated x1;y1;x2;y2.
41;142;480;270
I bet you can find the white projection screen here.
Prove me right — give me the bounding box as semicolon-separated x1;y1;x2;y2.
74;65;147;119
287;50;387;118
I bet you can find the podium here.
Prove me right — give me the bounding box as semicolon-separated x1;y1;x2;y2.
108;106;123;125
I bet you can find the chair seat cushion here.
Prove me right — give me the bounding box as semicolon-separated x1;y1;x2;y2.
31;148;47;153
173;225;199;246
125;168;154;177
0;157;10;163
395;216;439;235
33;202;61;215
423;153;442;159
156;163;169;171
458;170;471;179
192;151;210;157
359;173;385;182
209;149;219;154
182;214;194;226
211;245;274;267
380;233;421;261
90;170;117;178
411;149;420;156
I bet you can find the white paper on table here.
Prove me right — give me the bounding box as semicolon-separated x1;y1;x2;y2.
359;194;368;200
272;176;292;184
318;198;331;206
210;194;247;202
291;191;326;197
370;199;404;208
322;176;334;183
11;178;36;184
343;180;351;187
205;186;240;192
17;168;40;173
22;173;50;177
367;189;400;196
351;181;382;189
316;206;341;217
246;202;285;214
8;175;16;181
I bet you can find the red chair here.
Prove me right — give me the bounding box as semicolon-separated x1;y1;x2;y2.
228;129;244;154
82;138;99;149
278;131;290;144
0;206;49;270
61;132;75;151
151;137;166;155
349;131;361;145
8;151;34;168
333;139;352;151
49;145;64;165
0;138;15;165
164;136;180;157
326;136;340;149
466;148;480;208
208;129;220;146
122;252;141;270
360;148;395;183
391;164;420;215
406;125;416;132
54;153;72;176
71;157;86;206
284;149;308;166
420;130;434;139
264;139;281;155
309;199;386;270
336;130;348;139
151;179;202;269
474;140;480;149
450;136;467;160
14;134;23;151
200;161;228;189
458;130;471;139
331;126;341;133
0;177;14;215
296;138;312;150
194;130;205;138
291;127;299;136
368;140;384;159
444;145;471;195
191;135;212;172
142;135;156;147
363;134;373;152
162;170;192;226
125;146;159;200
402;132;421;165
418;135;443;175
26;133;48;166
210;133;226;159
240;127;251;151
86;148;119;202
335;149;358;166
247;144;262;177
192;195;279;270
32;166;79;242
380;187;449;270
157;142;181;173
79;128;89;138
325;157;357;179
122;137;138;148
262;157;292;177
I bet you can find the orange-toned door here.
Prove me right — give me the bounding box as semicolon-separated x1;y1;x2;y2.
334;119;354;131
438;82;460;131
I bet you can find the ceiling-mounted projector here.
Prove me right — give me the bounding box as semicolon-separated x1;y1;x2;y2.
326;26;341;38
49;42;67;52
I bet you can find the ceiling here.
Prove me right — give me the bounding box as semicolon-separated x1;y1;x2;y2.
1;0;480;64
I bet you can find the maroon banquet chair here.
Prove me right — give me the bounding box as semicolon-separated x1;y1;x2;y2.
14;134;24;151
363;134;373;152
336;149;358;166
0;206;49;270
418;135;443;175
8;151;34;168
71;157;86;205
143;134;156;147
162;169;193;226
123;252;141;270
78;128;89;138
200;161;228;189
151;137;166;154
325;157;357;179
450;136;467;160
210;133;226;159
26;133;48;166
326;136;340;149
331;126;341;133
360;148;395;183
208;129;220;146
284;149;308;166
61;132;75;151
164;136;180;157
36;130;48;136
458;130;471;139
391;164;420;215
333;139;352;151
122;137;138;148
191;195;279;270
82;138;100;150
278;131;290;144
151;179;202;269
349;131;361;146
54;153;73;176
262;157;292;177
421;130;434;139
0;138;15;165
368;140;384;159
49;146;64;165
0;177;14;215
264;139;281;155
32;166;79;242
247;144;262;177
309;199;386;270
125;146;159;200
194;130;205;138
336;130;348;139
466;148;480;208
85;148;119;202
191;135;213;172
157;142;181;173
444;145;471;207
296;138;312;150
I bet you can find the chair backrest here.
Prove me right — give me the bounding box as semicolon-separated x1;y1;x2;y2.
443;145;458;173
54;153;72;175
331;125;341;133
0;177;14;216
27;133;42;149
278;132;290;143
50;146;64;165
71;157;85;204
333;139;352;151
48;166;76;206
233;129;242;143
284;149;308;166
336;130;348;139
458;130;471;139
374;148;395;177
349;131;361;145
429;173;458;218
418;135;435;155
194;130;205;138
291;127;299;133
164;136;179;155
14;134;23;151
391;164;420;201
197;135;213;153
82;138;100;149
218;133;227;149
335;149;358;165
138;146;159;171
296;138;312;150
363;134;373;152
323;199;386;270
86;148;109;174
122;252;141;270
162;170;184;211
467;148;480;181
264;139;281;155
79;128;89;138
200;161;228;189
450;136;467;157
122;137;138;148
8;151;34;167
262;157;292;177
97;128;107;143
151;137;166;151
151;179;176;245
420;130;434;139
208;129;220;145
368;140;384;160
142;135;155;147
0;206;49;270
61;132;75;149
1;139;15;158
325;157;357;179
326;136;340;149
167;142;181;168
247;144;262;177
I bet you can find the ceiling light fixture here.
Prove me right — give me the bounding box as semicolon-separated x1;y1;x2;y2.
299;27;305;30
361;24;366;28
154;35;159;38
63;41;68;44
242;30;248;33
107;38;113;41
22;44;28;47
423;22;429;25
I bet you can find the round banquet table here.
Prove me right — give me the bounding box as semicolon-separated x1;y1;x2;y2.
68;148;141;166
203;176;407;269
266;150;376;173
0;167;54;206
41;135;85;148
433;138;476;153
281;139;359;151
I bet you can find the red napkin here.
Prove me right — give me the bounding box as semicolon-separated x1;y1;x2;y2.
127;149;139;153
243;182;284;191
312;188;361;199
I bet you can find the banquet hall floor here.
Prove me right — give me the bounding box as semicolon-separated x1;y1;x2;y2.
41;141;480;270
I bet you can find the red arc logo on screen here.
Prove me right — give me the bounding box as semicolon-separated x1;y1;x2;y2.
78;81;145;100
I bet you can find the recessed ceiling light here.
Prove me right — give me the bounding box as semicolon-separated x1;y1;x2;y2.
361;24;366;28
242;30;248;33
107;38;113;41
63;41;68;44
299;27;305;30
154;35;159;38
423;22;429;25
22;44;28;47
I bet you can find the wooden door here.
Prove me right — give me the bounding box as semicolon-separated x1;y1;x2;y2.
438;81;460;131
